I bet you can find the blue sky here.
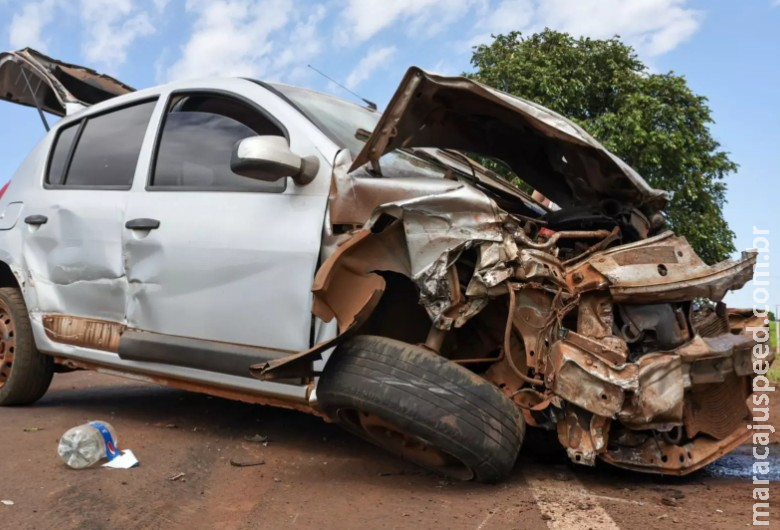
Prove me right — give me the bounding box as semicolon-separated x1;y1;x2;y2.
0;0;777;310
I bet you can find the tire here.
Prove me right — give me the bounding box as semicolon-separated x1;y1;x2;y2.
0;287;53;405
317;335;525;483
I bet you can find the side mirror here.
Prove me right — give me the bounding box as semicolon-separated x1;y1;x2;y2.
231;136;319;186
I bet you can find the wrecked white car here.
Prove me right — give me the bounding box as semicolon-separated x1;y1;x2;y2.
0;48;766;482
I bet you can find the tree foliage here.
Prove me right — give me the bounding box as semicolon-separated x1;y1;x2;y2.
468;29;736;264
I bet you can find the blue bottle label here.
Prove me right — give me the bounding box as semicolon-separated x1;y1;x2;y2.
89;421;119;461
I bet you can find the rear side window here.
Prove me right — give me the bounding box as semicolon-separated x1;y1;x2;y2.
47;124;79;186
47;100;157;188
150;94;286;192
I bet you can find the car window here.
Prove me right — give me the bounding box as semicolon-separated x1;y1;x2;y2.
64;100;157;188
269;84;378;158
150;94;286;192
47;123;79;186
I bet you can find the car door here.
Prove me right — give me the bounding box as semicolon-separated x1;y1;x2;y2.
121;80;332;371
22;98;157;321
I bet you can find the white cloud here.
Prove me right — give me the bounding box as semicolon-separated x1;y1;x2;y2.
536;0;702;56
335;0;700;61
345;46;397;89
337;0;480;44
466;0;534;48
8;0;60;51
166;0;326;82
470;0;702;57
428;59;459;76
80;0;155;67
271;5;327;71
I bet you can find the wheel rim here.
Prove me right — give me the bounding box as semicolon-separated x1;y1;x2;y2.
338;409;475;480
0;299;15;389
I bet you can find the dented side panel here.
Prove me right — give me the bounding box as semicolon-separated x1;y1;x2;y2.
22;191;129;321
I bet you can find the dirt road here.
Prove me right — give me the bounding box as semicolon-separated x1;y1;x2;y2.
0;371;776;529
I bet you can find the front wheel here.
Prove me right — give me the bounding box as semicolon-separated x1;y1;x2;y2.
0;287;53;405
317;335;525;483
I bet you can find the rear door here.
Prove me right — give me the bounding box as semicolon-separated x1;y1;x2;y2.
22;98;157;322
121;80;332;363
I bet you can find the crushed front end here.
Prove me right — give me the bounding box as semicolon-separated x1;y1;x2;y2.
255;66;768;475
494;230;764;474
278;182;764;475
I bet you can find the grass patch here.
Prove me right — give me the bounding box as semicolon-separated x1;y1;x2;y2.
769;321;780;381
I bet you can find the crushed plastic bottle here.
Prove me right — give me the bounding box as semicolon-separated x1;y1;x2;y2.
57;421;120;469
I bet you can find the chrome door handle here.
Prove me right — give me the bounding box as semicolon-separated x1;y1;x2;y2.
24;214;48;226
125;218;160;230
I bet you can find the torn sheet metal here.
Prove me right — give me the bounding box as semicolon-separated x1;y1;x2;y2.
0;48;134;116
317;184;513;331
566;231;758;303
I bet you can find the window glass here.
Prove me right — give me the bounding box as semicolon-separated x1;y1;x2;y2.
151;94;286;192
65;100;156;187
270;84;378;157
47;123;79;185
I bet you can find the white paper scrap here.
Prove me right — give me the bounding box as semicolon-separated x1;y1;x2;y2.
102;450;139;469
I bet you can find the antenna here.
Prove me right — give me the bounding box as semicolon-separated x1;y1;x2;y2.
307;64;378;111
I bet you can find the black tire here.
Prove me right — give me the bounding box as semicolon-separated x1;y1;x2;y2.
0;287;53;405
317;335;525;483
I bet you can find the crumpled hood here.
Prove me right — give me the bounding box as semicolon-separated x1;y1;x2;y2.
351;67;667;214
0;48;134;116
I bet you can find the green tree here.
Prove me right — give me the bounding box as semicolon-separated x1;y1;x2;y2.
468;29;736;264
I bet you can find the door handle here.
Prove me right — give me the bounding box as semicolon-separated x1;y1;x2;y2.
125;218;160;230
24;214;48;226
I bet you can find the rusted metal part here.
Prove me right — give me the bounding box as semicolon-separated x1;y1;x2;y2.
513;249;567;290
42;314;124;352
601;414;753;475
309;226;406;333
0;48;134;116
675;333;758;381
547;337;635;417
575;231;757;303
576;293;627;357
692;305;731;337
514;229;612;251
617;354;684;431
0;298;16;388
561;226;621;267
53;356;322;418
511;287;558;371
500;288;543;385
726;307;767;334
684;372;749;439
556;407;610;466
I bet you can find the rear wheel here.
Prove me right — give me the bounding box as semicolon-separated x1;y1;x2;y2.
317;335;525;483
0;287;53;405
